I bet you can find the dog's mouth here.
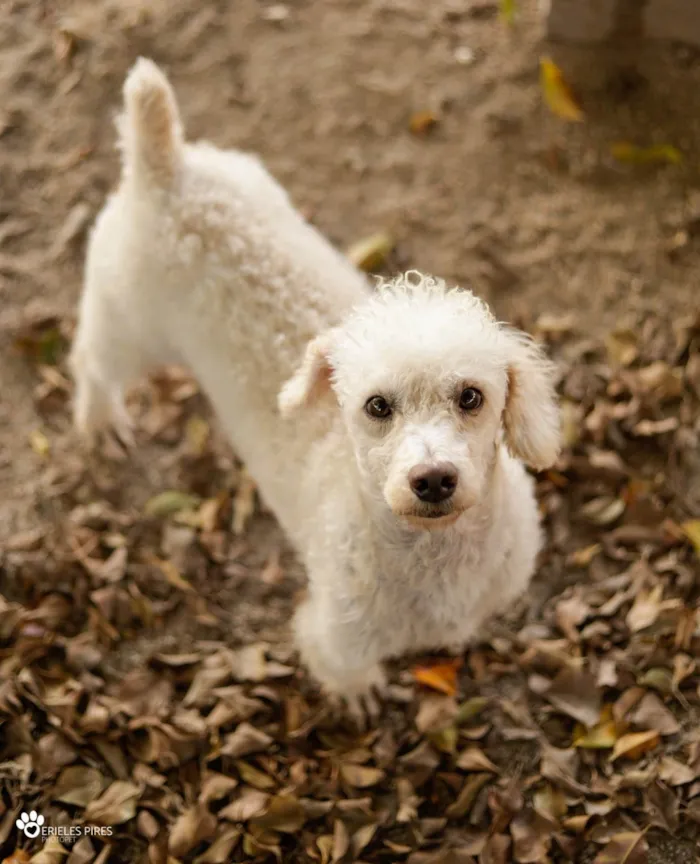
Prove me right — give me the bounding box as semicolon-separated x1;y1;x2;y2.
397;506;465;530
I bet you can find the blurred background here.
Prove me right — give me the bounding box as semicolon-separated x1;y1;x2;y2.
1;2;699;863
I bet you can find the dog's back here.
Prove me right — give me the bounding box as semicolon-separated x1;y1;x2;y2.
72;59;368;543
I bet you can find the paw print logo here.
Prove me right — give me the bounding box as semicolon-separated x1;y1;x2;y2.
16;811;45;839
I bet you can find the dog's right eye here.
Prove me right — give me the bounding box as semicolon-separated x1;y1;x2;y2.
365;395;392;419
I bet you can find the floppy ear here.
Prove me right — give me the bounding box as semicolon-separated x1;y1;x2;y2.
278;332;337;416
502;331;561;471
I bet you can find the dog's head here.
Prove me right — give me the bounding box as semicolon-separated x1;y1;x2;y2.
279;272;560;530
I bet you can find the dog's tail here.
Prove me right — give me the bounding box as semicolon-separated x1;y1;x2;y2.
119;58;183;187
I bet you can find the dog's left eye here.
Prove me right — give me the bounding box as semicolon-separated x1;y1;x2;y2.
365;395;392;419
458;387;483;412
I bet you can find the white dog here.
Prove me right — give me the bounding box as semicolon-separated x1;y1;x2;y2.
70;59;561;720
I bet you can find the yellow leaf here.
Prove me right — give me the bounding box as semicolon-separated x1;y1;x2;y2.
573;719;618;750
144;490;201;517
346;232;393;273
606;328;639;367
568;543;601;568
185;414;210;455
611;142;682;166
610;730;660;762
29;428;50;457
500;0;515;25
427;724;458;754
412;659;461;696
681;520;700;557
540;57;584;123
148;555;195;593
409;110;438;135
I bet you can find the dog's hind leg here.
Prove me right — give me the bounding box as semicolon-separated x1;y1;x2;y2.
69;271;153;447
70;337;139;448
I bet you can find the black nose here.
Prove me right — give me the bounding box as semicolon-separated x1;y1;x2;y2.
408;462;458;504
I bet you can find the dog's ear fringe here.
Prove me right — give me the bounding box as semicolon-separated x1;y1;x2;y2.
501;329;561;471
278;334;335;416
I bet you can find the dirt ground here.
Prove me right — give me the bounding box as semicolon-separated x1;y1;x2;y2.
1;1;699;862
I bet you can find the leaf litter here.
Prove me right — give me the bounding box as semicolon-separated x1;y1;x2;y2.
1;296;700;864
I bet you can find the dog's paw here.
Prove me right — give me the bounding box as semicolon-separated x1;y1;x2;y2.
109;395;136;449
72;370;135;450
73;378;110;446
326;665;388;730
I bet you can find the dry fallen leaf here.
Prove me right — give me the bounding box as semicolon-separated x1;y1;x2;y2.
339;763;385;788
28;838;69;864
412;659;461;696
52;765;104;807
542;667;601;727
630;692;680;737
221;722;274;757
637;667;673;696
580;496;625;526
611;730;660;762
235;760;277;791
539;57;584;122
193;827;241;864
625;585;663;633
83;780;141;826
445;772;491;818
510;809;552;863
611;142;682;166
250;794;307;833
593;830;649;864
220;788;270;822
346;232;393;272
456;746;499;773
168;804;217;857
632;417;679;437
658;756;695;786
532;783;567;822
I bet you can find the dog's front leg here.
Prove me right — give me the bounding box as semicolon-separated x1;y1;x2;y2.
293;592;387;727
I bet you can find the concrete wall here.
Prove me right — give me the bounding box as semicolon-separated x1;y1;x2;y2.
544;0;700;46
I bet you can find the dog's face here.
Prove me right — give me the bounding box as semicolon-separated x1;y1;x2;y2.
279;274;561;530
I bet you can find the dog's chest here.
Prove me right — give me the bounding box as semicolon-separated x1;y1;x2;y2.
371;534;492;651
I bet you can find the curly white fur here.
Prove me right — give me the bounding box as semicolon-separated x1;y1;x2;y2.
70;60;561;716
